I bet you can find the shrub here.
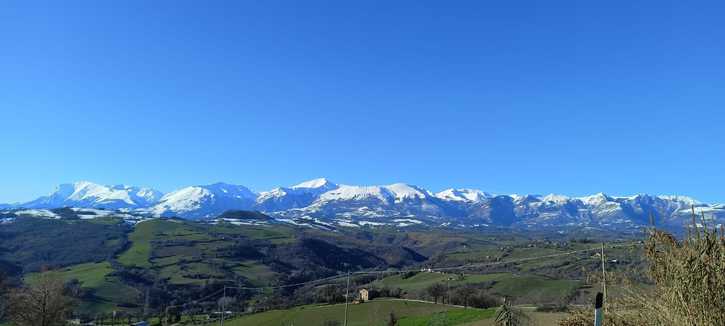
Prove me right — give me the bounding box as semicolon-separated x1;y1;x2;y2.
560;214;725;326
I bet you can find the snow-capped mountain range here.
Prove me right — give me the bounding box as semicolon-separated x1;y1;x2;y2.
2;179;723;230
19;181;163;210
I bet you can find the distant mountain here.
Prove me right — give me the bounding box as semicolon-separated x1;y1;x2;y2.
299;183;445;219
149;183;257;219
17;181;162;209
4;179;724;230
255;178;338;211
436;188;493;203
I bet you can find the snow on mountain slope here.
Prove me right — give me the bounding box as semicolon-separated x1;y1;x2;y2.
541;194;571;204
255;178;339;211
386;183;433;202
296;183;445;219
578;192;613;206
4;179;724;230
150;183;256;219
436;189;492;202
317;185;394;203
20;181;162;209
292;178;337;191
314;183;432;203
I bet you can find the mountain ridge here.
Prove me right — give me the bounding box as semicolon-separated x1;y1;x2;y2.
3;179;723;230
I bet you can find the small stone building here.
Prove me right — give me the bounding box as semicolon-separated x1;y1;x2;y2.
359;288;369;302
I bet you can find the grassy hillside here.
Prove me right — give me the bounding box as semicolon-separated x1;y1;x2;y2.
375;271;580;304
24;262;140;313
117;220;156;267
378;272;508;291
0;217;129;274
225;299;495;326
1;215;643;319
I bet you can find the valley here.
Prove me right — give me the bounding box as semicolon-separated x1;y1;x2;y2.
0;212;646;324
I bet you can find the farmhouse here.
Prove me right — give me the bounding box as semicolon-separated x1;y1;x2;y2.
359;288;369;302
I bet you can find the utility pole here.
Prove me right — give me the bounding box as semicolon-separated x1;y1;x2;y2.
163;306;170;326
446;277;450;304
344;271;350;326
600;243;607;313
143;287;150;318
220;286;227;326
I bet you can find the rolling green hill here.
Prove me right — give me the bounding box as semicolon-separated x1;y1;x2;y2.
1;215;643;320
225;299;496;326
24;262;141;313
375;271;580;305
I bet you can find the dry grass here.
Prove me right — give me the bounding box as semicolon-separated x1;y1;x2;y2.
560;211;725;326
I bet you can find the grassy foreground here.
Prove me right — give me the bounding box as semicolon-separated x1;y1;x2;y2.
225;299;495;326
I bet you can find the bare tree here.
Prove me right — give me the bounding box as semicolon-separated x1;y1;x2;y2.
426;283;447;304
454;286;476;308
6;273;74;326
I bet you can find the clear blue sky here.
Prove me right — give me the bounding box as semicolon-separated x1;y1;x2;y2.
1;1;724;203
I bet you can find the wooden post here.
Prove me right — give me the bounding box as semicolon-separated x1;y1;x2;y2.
594;292;603;326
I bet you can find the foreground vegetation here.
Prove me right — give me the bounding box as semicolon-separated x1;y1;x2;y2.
560;219;725;326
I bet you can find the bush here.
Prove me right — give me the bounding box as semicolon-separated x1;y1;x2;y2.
468;292;499;309
535;304;568;313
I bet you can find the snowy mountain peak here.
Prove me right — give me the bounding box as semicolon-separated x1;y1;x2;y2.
385;183;432;201
5;180;723;229
292;178;337;190
657;195;702;206
151;183;256;219
20;181;162;209
153;186;211;214
541;194;570;204
255;179;339;208
204;182;257;199
67;181;130;204
436;188;492;202
579;192;613;206
318;185;392;202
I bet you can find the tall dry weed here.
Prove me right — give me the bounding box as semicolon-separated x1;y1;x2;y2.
561;210;725;325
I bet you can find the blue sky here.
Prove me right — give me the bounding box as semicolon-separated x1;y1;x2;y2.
1;1;724;203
